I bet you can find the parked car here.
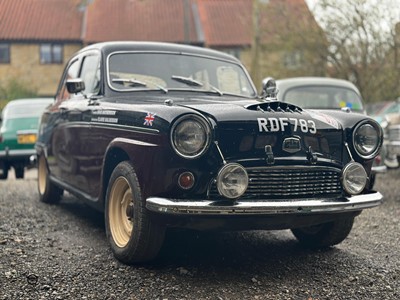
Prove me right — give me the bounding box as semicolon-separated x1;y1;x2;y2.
384;103;400;168
368;100;400;169
276;77;386;188
366;101;395;119
37;42;383;264
275;77;365;113
0;98;53;179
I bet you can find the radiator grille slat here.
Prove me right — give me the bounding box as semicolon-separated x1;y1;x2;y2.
209;167;342;200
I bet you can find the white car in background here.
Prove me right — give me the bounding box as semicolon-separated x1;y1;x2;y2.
275;77;386;188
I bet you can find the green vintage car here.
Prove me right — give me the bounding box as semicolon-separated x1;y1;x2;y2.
0;98;53;179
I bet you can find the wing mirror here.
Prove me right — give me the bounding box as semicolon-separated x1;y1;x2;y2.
66;79;85;94
261;77;278;100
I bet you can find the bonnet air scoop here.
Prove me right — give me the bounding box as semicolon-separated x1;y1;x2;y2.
245;101;303;113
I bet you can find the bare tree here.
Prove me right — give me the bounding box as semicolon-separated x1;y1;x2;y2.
250;0;328;87
312;0;400;103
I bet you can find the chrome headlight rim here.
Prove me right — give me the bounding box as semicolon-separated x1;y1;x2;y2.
170;114;212;159
352;120;382;159
216;163;249;199
341;162;367;195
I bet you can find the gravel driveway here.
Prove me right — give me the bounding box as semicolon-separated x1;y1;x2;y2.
1;168;399;300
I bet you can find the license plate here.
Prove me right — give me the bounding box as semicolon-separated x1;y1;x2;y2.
17;133;37;144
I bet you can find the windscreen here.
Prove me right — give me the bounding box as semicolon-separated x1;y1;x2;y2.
282;86;364;112
108;52;256;97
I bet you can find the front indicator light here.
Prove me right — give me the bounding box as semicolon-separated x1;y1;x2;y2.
342;162;367;195
178;172;195;190
216;163;248;199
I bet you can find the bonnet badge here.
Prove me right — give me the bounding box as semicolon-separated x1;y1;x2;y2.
282;137;301;153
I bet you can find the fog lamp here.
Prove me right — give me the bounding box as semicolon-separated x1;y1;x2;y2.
178;172;195;190
216;163;248;199
342;162;367;195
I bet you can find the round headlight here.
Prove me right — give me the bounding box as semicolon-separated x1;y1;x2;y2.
216;163;248;199
353;121;381;159
171;115;211;159
341;162;367;195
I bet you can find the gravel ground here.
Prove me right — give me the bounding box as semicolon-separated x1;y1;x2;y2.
0;168;399;300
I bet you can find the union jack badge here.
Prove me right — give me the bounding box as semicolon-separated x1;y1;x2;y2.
144;112;156;126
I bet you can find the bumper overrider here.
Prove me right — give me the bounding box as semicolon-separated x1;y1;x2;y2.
146;192;383;215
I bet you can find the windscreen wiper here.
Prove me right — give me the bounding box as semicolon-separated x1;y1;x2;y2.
112;78;147;87
171;75;223;96
171;75;203;87
112;78;168;93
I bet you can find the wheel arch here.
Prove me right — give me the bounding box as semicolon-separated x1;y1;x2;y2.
100;137;159;210
101;146;130;210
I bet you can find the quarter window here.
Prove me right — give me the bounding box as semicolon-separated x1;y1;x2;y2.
79;54;101;95
40;44;63;64
0;43;10;64
56;59;80;102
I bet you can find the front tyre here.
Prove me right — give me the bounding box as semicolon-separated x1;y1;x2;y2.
38;155;63;203
291;217;354;248
0;161;8;180
15;166;24;179
105;161;165;264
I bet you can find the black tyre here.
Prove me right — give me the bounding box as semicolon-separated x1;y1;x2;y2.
15;166;24;179
0;161;8;180
291;217;354;248
38;155;63;203
105;161;165;264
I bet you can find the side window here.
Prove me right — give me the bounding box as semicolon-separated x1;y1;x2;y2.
56;59;80;102
79;54;101;95
40;44;63;64
0;43;10;64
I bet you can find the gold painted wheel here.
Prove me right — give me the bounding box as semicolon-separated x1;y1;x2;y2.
38;155;47;196
37;154;63;203
108;176;134;248
105;161;166;263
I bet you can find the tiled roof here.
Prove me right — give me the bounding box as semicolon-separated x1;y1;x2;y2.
84;0;201;44
197;0;253;47
0;0;83;41
0;0;315;47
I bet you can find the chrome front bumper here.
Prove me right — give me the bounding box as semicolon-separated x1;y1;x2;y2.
146;192;383;215
0;149;36;158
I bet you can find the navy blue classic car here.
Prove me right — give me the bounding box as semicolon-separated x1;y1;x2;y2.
36;42;383;263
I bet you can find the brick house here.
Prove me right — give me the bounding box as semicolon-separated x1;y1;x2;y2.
0;0;84;96
0;0;324;97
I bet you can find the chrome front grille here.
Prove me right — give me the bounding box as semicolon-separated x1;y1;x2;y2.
209;166;342;200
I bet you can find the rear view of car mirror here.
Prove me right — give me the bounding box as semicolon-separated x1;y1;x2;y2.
66;79;85;94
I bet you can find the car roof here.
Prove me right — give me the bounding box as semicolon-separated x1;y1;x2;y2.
276;77;361;96
79;41;241;63
6;98;53;107
2;98;53;118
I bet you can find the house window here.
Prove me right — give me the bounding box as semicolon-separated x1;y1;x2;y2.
40;44;63;64
0;43;10;64
283;51;303;69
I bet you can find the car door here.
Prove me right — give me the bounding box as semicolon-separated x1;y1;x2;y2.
49;51;101;197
